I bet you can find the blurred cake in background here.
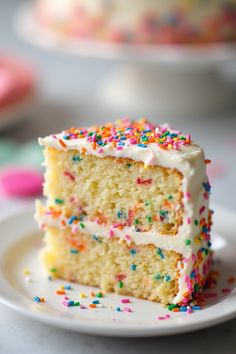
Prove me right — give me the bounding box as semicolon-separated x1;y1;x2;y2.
36;0;236;44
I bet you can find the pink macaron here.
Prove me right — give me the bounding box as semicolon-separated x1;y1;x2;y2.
0;167;43;197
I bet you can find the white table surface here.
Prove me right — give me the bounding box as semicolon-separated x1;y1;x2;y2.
1;1;236;353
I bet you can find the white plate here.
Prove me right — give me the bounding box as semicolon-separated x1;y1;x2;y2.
15;3;236;66
0;205;235;337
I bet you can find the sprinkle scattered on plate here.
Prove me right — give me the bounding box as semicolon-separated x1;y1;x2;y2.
0;205;235;337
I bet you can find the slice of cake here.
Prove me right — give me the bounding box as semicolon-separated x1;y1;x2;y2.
35;118;212;306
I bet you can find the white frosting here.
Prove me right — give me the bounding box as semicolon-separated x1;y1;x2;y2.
36;129;210;304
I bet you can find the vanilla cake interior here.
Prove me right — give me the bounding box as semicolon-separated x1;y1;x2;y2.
36;118;212;306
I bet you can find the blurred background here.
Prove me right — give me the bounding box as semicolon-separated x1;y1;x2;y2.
0;0;236;217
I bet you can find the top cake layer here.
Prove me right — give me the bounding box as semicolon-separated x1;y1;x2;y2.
39;119;207;218
38;118;208;239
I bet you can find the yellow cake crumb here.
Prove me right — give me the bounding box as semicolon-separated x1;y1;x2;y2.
41;226;180;305
43;148;183;235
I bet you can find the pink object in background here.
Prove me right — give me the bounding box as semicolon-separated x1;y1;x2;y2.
0;56;35;111
207;161;227;182
0;167;43;197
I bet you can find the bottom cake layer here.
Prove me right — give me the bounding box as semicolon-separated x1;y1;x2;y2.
41;226;181;305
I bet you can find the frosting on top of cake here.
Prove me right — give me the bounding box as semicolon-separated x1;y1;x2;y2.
39;118;203;168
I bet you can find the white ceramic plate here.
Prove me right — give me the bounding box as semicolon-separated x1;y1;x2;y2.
0;205;235;337
15;3;236;66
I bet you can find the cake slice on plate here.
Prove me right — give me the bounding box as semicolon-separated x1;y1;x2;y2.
35;118;212;306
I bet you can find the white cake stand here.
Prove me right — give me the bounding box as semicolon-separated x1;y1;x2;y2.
15;3;236;117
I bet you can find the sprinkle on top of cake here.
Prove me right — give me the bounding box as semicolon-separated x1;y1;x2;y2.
59;118;191;152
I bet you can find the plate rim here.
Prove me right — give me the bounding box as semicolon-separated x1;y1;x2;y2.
0;205;236;337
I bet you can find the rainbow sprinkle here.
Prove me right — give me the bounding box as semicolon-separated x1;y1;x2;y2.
33;296;45;303
56;118;192;153
158;314;170;320
121;298;131;304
